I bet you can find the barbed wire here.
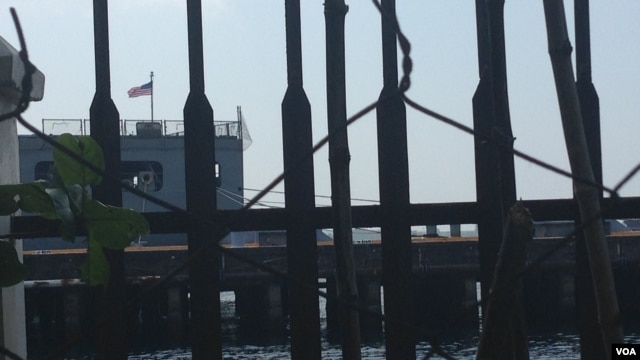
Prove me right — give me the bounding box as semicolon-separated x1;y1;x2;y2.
1;1;639;359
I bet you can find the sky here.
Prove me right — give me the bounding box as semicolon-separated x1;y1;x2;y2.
1;1;639;212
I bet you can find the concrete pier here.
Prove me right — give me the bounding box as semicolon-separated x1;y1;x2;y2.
614;265;640;330
234;282;287;344
166;284;189;340
413;274;479;338
139;286;165;337
524;270;576;331
357;276;383;342
18;234;640;353
325;276;383;343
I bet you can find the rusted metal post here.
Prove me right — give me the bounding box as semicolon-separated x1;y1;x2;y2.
324;1;361;359
543;1;623;356
472;0;517;311
376;0;414;358
89;1;126;358
574;1;606;358
282;1;321;359
476;202;531;360
184;0;222;358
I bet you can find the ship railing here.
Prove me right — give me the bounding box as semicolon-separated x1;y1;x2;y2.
41;118;242;139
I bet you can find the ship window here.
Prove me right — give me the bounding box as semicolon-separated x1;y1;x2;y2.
34;162;56;184
215;162;221;187
122;161;163;192
34;161;163;192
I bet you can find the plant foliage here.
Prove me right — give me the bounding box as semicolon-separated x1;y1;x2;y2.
0;134;149;286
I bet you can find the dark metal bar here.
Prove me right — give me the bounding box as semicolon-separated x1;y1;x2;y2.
282;1;321;358
575;0;601;188
474;0;490;79
89;1;126;358
487;0;517;208
184;0;221;358
574;1;607;358
324;1;361;358
14;197;640;238
473;0;516;309
376;0;414;358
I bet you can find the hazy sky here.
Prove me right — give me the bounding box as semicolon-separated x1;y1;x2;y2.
2;1;639;210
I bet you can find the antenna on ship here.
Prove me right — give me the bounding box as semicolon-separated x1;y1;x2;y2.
150;71;154;122
237;106;242;139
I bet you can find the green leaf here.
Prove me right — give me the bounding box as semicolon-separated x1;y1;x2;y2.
18;183;57;217
83;199;150;250
0;182;57;218
0;241;27;287
0;191;19;215
53;134;104;187
80;236;109;286
44;187;76;241
66;184;85;215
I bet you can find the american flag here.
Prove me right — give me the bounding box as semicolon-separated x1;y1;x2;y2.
127;81;152;97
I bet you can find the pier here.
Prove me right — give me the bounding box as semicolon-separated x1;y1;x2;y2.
21;232;640;342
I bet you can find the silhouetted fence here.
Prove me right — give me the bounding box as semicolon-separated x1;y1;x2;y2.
4;1;640;360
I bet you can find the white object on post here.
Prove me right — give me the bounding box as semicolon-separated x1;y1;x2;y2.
0;34;45;360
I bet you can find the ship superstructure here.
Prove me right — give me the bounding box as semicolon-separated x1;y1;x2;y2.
19;109;249;250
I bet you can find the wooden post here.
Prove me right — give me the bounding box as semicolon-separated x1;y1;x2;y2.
377;1;414;358
476;203;531;360
543;1;623;355
324;1;361;359
0;33;45;360
282;1;321;358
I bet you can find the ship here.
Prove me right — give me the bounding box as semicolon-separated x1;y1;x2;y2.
18;107;251;250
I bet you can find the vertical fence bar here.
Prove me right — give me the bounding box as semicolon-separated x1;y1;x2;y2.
575;0;601;185
184;0;221;359
473;0;500;310
472;0;517;310
376;1;414;358
89;1;126;358
487;0;516;209
282;1;321;359
574;1;606;358
324;1;361;359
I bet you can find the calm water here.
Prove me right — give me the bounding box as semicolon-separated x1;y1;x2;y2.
31;291;636;359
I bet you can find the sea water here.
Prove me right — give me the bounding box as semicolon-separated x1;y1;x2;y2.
124;292;631;360
34;291;637;359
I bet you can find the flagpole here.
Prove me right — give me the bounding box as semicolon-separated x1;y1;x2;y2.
150;71;154;122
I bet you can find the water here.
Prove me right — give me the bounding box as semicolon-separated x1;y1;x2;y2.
32;291;636;359
125;332;638;360
122;331;590;359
